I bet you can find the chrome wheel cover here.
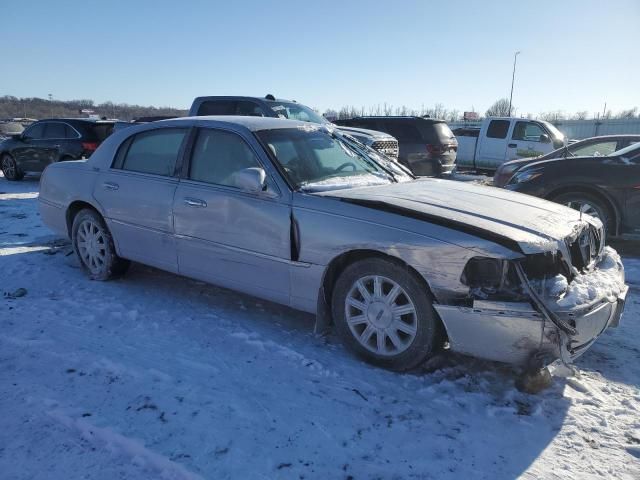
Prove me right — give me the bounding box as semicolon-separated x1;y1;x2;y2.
345;275;418;356
76;219;108;275
2;156;15;178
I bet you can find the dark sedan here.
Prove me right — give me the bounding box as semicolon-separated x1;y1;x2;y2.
494;135;640;187
0;118;114;181
505;142;640;237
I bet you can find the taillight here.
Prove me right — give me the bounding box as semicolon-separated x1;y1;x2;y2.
426;144;442;154
82;142;99;152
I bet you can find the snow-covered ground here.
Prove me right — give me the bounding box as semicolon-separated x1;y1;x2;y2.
1;175;639;480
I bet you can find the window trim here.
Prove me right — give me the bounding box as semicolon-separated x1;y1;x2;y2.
180;126;282;198
109;126;190;178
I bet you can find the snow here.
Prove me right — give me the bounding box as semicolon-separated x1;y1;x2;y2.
556;247;627;308
1;174;640;479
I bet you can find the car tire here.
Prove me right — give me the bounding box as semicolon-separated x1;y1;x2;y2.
71;208;130;280
331;257;442;371
1;154;24;181
551;192;613;235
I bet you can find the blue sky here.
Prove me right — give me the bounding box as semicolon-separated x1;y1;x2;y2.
3;0;639;116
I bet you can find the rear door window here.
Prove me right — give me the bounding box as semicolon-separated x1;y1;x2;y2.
197;101;236;116
44;122;67;139
115;128;187;176
419;122;455;143
379;120;422;142
486;120;510;139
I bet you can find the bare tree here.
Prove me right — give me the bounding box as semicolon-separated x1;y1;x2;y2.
573;111;589;120
615;107;638;119
485;98;511;117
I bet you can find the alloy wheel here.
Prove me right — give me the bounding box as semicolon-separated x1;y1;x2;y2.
345;275;418;356
76;219;109;276
2;156;16;179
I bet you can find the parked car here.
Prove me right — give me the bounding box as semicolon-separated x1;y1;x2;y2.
494;134;640;187
189;95;399;160
335;116;457;176
0;121;24;141
38;117;627;372
0;118;115;180
505;142;640;237
455;117;566;171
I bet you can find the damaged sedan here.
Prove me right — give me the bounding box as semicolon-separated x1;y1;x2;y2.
38;116;628;372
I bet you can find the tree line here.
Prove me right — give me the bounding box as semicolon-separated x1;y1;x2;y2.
324;98;639;122
0;96;187;121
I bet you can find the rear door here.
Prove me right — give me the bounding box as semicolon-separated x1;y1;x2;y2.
39;122;68;168
93;127;188;272
477;119;511;168
173;127;291;304
507;121;552;161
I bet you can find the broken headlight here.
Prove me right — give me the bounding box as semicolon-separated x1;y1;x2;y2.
460;257;507;289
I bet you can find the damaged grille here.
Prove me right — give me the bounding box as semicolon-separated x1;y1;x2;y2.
371;140;399;159
566;224;604;271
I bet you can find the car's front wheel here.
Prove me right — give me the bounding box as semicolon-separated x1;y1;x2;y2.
1;154;24;181
71;208;130;280
331;257;442;371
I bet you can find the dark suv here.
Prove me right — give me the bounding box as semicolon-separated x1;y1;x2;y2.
189;95;399;160
335;116;458;176
0;118;114;180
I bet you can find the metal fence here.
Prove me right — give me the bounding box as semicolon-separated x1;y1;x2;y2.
449;118;640;140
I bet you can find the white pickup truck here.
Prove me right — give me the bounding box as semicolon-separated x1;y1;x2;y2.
454;117;566;171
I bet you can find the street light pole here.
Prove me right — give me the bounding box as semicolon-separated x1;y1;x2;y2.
508;51;520;117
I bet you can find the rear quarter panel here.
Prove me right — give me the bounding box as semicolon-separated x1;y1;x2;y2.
38;161;99;238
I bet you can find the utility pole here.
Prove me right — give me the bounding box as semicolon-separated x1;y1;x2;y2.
508;51;520;117
48;93;53;117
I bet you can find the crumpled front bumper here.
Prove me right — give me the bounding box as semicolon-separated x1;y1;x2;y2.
433;266;628;367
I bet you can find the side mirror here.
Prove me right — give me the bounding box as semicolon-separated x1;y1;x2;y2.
539;134;551;143
232;167;267;193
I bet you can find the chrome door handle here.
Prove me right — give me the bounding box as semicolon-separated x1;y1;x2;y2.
53;144;61;147
184;197;207;208
103;182;119;190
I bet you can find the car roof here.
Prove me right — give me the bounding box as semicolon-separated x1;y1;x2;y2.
344;116;446;123
151;115;317;132
36;118;115;124
193;95;297;104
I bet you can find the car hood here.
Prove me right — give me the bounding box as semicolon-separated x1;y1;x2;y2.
317;178;598;254
336;126;395;141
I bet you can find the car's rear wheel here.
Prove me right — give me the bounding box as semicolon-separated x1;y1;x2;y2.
72;208;130;280
1;154;24;181
331;257;442;371
551;192;612;235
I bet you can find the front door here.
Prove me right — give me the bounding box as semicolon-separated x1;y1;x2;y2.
13;122;48;171
173;127;291;305
93;127;188;272
507;121;550;161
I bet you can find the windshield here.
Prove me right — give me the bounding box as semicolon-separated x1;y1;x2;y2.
257;126;394;192
610;142;640;157
268;102;329;125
